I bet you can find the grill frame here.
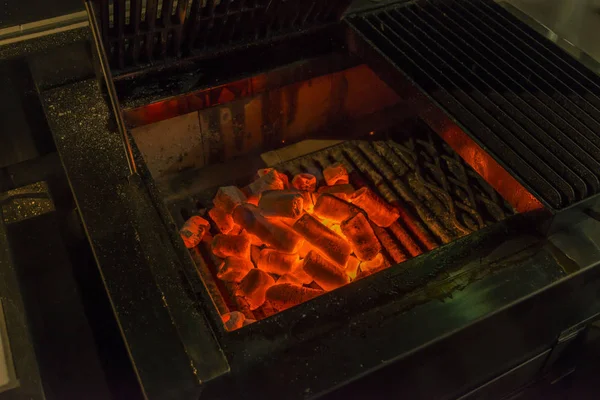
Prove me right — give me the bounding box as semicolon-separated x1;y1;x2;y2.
31;0;600;398
346;0;600;214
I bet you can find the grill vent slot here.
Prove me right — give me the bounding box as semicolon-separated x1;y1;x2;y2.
93;0;351;70
348;0;600;210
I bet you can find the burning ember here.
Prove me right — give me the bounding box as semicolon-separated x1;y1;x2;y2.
178;134;515;331
179;163;413;331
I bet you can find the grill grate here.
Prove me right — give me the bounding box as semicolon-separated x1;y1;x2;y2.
174;124;515;318
347;0;600;211
92;0;351;70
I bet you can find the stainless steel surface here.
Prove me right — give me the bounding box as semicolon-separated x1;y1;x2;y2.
502;0;600;70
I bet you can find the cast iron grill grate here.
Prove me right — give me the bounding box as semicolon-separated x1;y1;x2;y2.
92;0;351;70
347;0;600;211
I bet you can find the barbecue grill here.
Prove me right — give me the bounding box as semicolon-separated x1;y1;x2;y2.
28;0;600;398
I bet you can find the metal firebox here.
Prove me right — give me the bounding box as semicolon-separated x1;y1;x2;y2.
30;0;600;399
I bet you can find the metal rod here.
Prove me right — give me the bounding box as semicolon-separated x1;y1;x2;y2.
85;1;138;176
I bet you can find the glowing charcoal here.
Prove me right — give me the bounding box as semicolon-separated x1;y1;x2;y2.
180;216;210;248
323;163;349;186
213;186;247;213
258;190;304;219
266;283;323;311
293;214;351;267
233;204;303;253
292;173;317;192
211;232;251;259
208;207;236;234
302;250;349;291
217;257;254;283
256;249;299;275
313;193;361;223
340;213;382;261
236;269;275;310
350;187;399;227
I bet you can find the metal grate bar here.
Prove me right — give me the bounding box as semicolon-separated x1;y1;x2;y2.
92;0;350;70
427;2;600;149
381;10;586;203
129;0;143;62
348;0;600;210
352;15;565;208
144;0;158;61
481;1;600;92
443;1;600;139
475;0;600;110
389;8;596;198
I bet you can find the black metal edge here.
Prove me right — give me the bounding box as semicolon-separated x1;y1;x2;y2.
39;72;229;400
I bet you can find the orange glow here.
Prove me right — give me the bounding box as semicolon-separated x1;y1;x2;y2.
233;204;303;253
323;163;349;186
266;283;322;311
302;250;349;291
438;125;543;213
389;221;424;257
290;262;313;284
258;191;304;219
350;187;400;228
222;311;246;331
345;256;360;280
179;216;210;249
217;257;254;283
256;249;298;275
276;273;306;286
184;135;522;330
292;173;317;192
313;193;361;223
341;213;382;262
208;207;236;234
317;184;355;200
293;214;352;267
297;241;315;258
211;232;251;259
213;186;247;213
359;253;385;277
371;224;407;264
236;269;275;310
